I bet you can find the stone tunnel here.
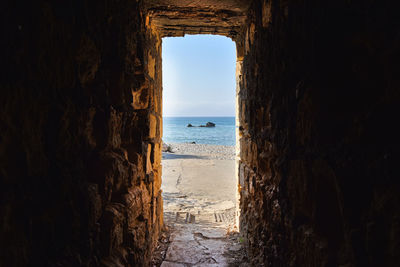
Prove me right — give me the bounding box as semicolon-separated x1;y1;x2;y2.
1;0;400;266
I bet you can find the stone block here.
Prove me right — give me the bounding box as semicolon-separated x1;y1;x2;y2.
101;203;125;257
152;197;157;224
262;0;272;28
132;85;149;110
153;167;162;196
149;114;157;139
147;53;156;79
87;183;102;228
146;143;153;174
152;142;162;166
124;188;143;229
156;192;164;229
239;163;246;187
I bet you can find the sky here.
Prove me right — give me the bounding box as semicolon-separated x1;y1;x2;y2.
162;35;236;117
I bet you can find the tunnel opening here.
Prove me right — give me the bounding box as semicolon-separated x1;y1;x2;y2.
156;34;243;265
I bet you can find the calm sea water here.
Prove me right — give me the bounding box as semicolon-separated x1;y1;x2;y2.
163;117;236;146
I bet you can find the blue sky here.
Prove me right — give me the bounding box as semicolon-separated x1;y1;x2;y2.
162;35;236;117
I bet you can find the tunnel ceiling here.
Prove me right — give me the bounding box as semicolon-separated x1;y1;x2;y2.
144;0;250;39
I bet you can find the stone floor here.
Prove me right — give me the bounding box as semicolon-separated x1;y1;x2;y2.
160;210;244;266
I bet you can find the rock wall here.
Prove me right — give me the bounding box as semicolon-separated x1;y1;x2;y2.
2;0;400;266
238;0;400;266
0;0;163;266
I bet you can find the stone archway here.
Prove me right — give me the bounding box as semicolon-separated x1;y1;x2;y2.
2;0;400;266
143;0;250;225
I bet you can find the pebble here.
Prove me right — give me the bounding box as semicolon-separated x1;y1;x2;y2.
166;143;236;160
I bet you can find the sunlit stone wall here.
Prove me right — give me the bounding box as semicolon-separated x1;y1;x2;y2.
1;1;163;266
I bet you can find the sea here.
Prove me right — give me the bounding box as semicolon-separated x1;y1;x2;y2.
163;117;236;146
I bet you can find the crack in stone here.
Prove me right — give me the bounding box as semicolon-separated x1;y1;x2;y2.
193;232;224;240
161;260;196;266
176;173;182;186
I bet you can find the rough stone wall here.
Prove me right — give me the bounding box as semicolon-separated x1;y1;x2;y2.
238;0;400;266
0;0;162;266
145;0;249;38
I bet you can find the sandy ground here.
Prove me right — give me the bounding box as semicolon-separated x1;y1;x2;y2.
154;143;248;266
162;143;236;216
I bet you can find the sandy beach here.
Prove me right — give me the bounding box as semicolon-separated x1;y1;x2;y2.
157;143;247;266
162;143;236;217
